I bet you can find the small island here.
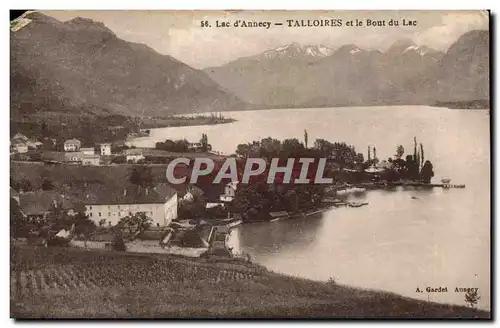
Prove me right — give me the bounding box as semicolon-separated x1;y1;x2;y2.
433;99;489;109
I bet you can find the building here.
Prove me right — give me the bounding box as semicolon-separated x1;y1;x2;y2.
220;181;238;202
188;142;204;152
81;147;95;156
18;191;76;222
82;154;101;166
64;151;84;164
12;132;28;143
64;139;82;152
124;149;145;163
82;184;177;227
100;143;111;156
378;160;393;170
25;140;42;149
11;142;28;153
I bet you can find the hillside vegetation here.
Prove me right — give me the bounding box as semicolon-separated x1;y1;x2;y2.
10;245;490;318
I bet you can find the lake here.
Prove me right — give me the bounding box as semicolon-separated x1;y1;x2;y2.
129;106;491;310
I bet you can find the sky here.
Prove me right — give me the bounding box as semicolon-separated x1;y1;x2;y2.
42;10;489;69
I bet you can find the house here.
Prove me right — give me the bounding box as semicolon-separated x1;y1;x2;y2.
81;147;95;155
81;184;177;227
18;191;76;222
124;149;145;163
220;181;238;202
100;143;111;156
11;141;28;153
64;151;84;164
25;140;42;149
82;154;100;166
12;132;28;143
188;142;204;152
64;139;81;152
378;160;393;170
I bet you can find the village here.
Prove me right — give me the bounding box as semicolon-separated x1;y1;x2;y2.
9;131;246;258
10;128;463;262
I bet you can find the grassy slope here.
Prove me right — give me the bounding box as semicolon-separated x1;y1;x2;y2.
10;245;490;319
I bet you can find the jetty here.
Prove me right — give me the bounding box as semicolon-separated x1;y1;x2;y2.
386;182;465;188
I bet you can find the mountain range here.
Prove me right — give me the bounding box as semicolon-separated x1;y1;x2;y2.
11;12;246;118
11;12;489;119
205;30;489;108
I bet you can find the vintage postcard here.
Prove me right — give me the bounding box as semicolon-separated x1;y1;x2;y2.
10;10;490;319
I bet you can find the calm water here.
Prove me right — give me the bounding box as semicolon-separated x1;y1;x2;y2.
130;106;490;310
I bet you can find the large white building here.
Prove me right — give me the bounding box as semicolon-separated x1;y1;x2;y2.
83;184;177;227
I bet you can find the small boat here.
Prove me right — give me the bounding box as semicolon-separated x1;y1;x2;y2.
347;201;369;208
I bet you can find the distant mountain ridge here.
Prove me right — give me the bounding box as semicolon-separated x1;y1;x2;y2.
11;12;248;117
205;30;489;108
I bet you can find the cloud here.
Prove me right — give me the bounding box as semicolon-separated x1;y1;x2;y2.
42;10;489;69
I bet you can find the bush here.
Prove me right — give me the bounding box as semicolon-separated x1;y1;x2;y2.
47;236;70;247
112;234;127;251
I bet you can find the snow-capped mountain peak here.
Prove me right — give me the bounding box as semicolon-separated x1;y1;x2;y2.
403;45;430;56
264;43;334;59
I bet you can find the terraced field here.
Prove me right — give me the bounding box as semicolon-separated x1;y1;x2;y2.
11;245;265;299
10;245;490;319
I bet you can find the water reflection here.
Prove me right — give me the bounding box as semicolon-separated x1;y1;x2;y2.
131;107;490;310
230;212;325;258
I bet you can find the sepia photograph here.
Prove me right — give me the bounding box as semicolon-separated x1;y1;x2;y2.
9;9;491;319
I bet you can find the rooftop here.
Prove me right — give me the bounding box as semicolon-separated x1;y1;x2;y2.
76;183;177;205
64;139;81;145
19;191;77;216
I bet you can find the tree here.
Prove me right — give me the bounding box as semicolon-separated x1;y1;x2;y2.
464;289;481;309
173;139;190;152
396;145;404;159
413;137;420;170
236;143;251;158
404;154;420;181
420;160;434;183
10;197;27;238
112;232;127;251
373;147;378;164
281;138;304;157
304;129;309;149
42;138;54;150
41;178;54;191
111;155;127;164
118;212;152;240
200;133;209;152
72;203;96;237
260;137;281;158
419;143;425;169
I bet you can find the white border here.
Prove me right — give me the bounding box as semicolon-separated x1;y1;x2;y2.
3;1;497;327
